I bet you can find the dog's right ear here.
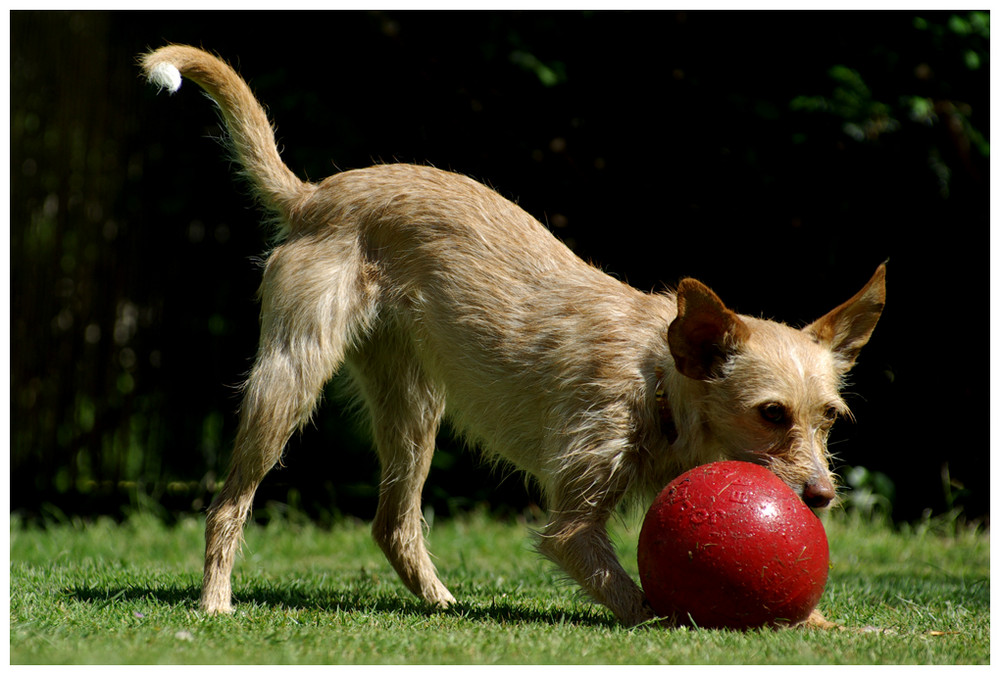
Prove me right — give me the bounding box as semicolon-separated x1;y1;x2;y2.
668;279;750;381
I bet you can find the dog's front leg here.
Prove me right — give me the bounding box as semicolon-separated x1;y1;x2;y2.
537;459;653;627
538;514;653;626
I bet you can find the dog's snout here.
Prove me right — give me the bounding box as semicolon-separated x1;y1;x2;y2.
802;477;835;509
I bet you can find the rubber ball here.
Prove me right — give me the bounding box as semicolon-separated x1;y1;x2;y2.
638;460;829;629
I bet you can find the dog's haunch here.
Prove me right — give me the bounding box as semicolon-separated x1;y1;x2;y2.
637;461;829;630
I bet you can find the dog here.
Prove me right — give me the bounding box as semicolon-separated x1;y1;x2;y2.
141;45;885;628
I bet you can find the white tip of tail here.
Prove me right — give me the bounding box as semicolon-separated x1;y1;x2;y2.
149;62;183;93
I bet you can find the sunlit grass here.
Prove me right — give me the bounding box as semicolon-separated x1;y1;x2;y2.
9;509;989;664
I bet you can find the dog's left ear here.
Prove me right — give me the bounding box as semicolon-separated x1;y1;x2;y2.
803;263;886;371
668;278;751;381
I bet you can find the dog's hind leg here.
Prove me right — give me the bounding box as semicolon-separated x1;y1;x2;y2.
347;327;455;608
201;349;330;613
201;239;373;614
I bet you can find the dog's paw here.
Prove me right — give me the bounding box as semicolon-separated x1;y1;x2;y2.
802;609;845;630
200;596;235;615
802;609;895;634
423;585;457;609
624;598;668;629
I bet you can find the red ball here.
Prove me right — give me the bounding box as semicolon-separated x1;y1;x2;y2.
638;460;829;630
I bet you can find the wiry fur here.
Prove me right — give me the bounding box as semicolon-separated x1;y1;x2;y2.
141;45;886;628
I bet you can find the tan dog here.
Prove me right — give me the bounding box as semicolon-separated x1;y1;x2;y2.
142;45;885;628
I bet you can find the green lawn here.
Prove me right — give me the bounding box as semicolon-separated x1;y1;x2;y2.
9;509;989;665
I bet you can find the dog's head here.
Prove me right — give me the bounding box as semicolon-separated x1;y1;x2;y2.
667;264;886;508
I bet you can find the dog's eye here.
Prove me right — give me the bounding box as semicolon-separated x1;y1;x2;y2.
758;403;788;425
822;405;839;423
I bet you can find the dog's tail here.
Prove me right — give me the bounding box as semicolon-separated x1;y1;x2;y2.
140;45;309;233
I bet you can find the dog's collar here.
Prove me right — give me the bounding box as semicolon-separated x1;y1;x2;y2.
654;367;678;445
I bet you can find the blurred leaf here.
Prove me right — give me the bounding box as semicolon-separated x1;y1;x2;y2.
948;15;973;35
903;96;937;124
509;50;565;87
843;465;896;518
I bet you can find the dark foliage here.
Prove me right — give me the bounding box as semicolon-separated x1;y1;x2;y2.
11;10;989;523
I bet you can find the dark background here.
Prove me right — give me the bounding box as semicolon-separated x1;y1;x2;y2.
11;10;989;525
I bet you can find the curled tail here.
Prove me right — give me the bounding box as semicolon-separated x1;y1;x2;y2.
141;45;308;230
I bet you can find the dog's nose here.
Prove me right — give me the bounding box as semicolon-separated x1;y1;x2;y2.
802;478;835;509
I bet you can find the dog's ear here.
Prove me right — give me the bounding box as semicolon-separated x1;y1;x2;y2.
668;278;750;381
803;263;886;371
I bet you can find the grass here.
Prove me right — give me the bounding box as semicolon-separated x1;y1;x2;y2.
9;508;989;665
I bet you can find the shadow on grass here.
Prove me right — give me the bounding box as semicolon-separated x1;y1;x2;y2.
66;562;988;632
65;583;618;628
